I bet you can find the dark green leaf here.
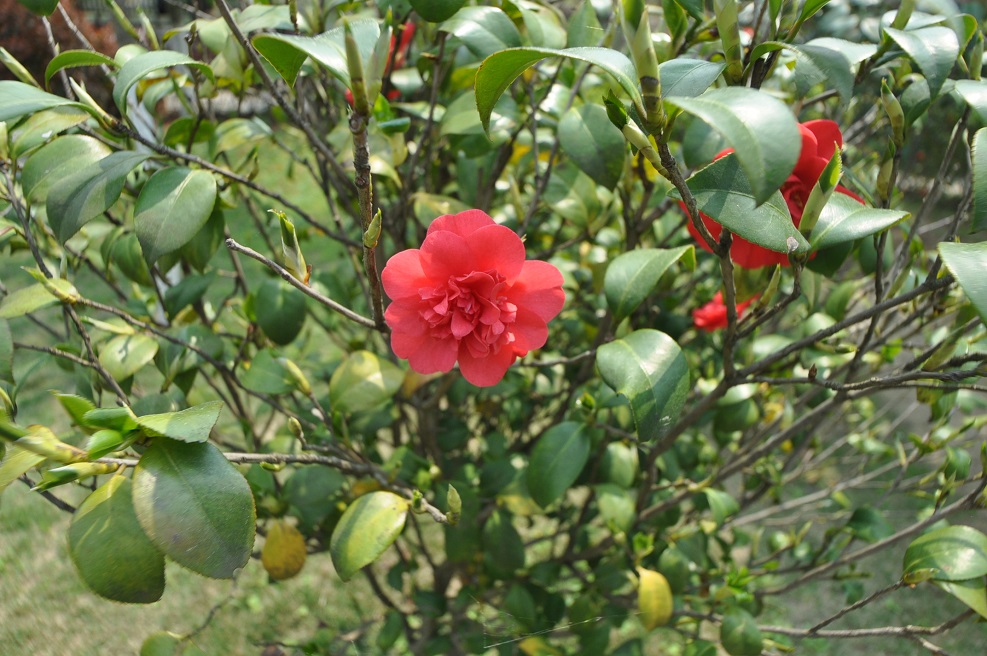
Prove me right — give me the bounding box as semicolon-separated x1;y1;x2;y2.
15;0;59;15
604;246;695;322
847;506;894;543
797;0;833;24
558;104;625;189
330;491;409;581
113;50;215;112
99;334;158;381
791;44;854;108
482;509;525;577
68;477;165;603
135;401;223;443
135;167;217;265
659;59;726;99
242;349;294;395
885;26;959;97
44;50;118;88
903;524;987;581
410;0;465;22
252;19;380;88
953;80;987;124
597;329;690;442
809;196;909;250
163;272;216;317
0;320;12;384
665;88;801;205
440;6;522;59
720;608;763;656
973;128;987;233
254;278;306;345
527;422;591;508
329;350;403;414
934;578;987;619
20;135;112;203
672;0;704;20
284;466;346;530
938;241;987;325
133;439;255;578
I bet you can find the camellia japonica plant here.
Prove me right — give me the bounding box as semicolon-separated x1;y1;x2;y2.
2;0;987;654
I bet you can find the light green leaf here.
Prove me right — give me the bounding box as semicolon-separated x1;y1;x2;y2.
136;401;223;443
658;59;726;99
133;439;255;578
601;441;639;488
0;80;91;123
527;422;592;508
665;88;801;205
567;0;603;48
411;0;466;22
938;242;987;325
113;50;215;112
47;150;151;243
0;446;45;495
974;128;987;233
806;37;878;65
673;154;809;256
99;334;159;381
558;104;625;189
935;578;987;619
797;0;833;25
809;199;909;250
10;106;92;158
721;608;763;656
86;429;127;460
903;524;987;581
21;135;112;203
254;279;306;346
45;50;118;89
597;483;636;532
440;6;522;59
329;350;403;414
476;46;643;133
0;320;11;383
597;329;690;442
68;477;165;603
604;246;695;322
242;349;294;395
135;167;217;265
704;488;739;525
330;491;409;581
885;26;960;97
252;19;380;88
0;283;61;318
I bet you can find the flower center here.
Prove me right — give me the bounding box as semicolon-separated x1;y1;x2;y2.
419;271;517;356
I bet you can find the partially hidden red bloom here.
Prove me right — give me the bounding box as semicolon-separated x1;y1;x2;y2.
687;120;866;269
693;292;756;332
382;210;566;387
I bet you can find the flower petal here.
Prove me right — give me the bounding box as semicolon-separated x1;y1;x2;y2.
507;260;565;322
512;308;549;354
419;229;472;280
427;209;495;238
457;343;516;387
392;330;458;374
385;301;427;336
803;119;843;161
466;224;526;282
382;249;428;301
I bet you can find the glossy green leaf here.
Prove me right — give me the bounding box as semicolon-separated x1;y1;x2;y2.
953;80;987;124
604;246;695;322
597;329;690;442
809;197;909;250
113;50;215;112
665;88;801;205
252;19;380;88
558;104;625;189
0;445;45;495
903;525;987;581
567;0;603;48
242;349;294;395
0;283;60;318
20;135;112;203
938;241;987;325
527;422;591;508
135;167;217;265
45;50;118;88
86;429;127;459
674;154;809;256
704;488;739;525
99;334;159;381
0;80;90;122
47;150;151;243
0;320;11;384
476;46;643;133
935;578;987;619
658;59;726;99
133;439;255;578
83;407;138;433
68;477;165;603
482;509;526;577
135;401;223;443
329;350;403;414
440;6;522;59
791;44;854;108
254;278;307;345
973;128;987;233
797;0;833;24
330;491;409;581
410;0;465;22
54;392;97;425
10;107;92;158
15;0;59;15
720;608;763;656
885;26;959;97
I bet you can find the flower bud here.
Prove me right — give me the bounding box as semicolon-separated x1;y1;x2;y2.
881;79;905;147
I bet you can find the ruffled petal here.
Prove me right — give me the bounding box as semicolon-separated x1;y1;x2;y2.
466;224;526;282
792;123;826;182
427;209;495;239
804;120;843;160
392;330;458;374
457;343;516;387
511;307;549;354
507;260;565;322
381;249;428;301
419;230;472;280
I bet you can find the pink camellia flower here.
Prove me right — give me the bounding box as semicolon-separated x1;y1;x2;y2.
693;292;756;332
382;210;566;387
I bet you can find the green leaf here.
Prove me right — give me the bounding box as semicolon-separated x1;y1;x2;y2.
135;401;223;443
720;608;763;656
86;429;127;459
20;135;112;203
935;578;987;619
45;50;118;89
903;525;987;582
674;154;809;256
482;509;526;577
329;350;403;414
0;445;45;495
601;441;639;488
527;422;592;508
47;150;152;243
113;50;215;112
10;107;92;158
476;47;643;133
15;0;59;15
410;0;466;22
0;283;60;318
133;439;255;578
163;272;216;317
68;476;165;603
0;320;11;384
567;0;603;48
973;128;987;233
809;199;909;250
790;44;854;108
597;329;690;442
597;483;636;532
953;80;987;124
658;59;726;99
704;488;739;525
558;104;625;189
252;19;380;88
938;241;987;326
846;506;894;543
0;80;90;123
672;0;704;20
254;278;306;345
99;334;159;381
885;26;960;97
330;491;409;581
797;0;833;25
284;466;346;531
242;349;294;395
604;246;695;322
440;6;522;59
135;167;217;265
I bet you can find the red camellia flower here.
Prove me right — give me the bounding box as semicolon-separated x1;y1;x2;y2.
382;210;566;387
693;292;756;332
687;120;866;269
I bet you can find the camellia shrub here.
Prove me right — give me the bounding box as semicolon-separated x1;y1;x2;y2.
2;0;987;653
